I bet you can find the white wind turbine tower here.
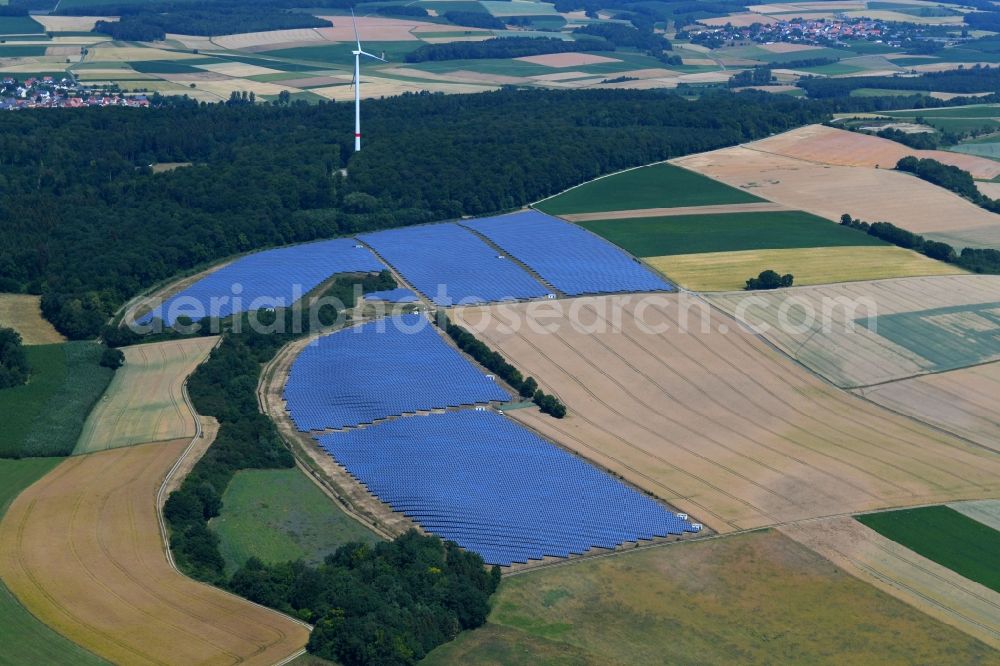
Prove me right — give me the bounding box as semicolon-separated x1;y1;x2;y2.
351;10;386;152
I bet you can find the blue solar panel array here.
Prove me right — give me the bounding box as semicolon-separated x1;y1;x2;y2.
464;211;674;296
365;288;419;303
358;224;548;306
284;315;510;430
141;239;385;325
317;410;697;566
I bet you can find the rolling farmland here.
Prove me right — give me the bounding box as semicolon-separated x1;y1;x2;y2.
707;274;1000;388
674;144;1000;250
535;162;762;216
453;295;1000;533
576;210;887;257
782;516;1000;648
0;294;65;345
857;363;1000;453
75;337;218;454
950;500;1000;532
857;506;1000;593
0;458;108;666
0;441;310;666
651;246;962;292
425;530;998;663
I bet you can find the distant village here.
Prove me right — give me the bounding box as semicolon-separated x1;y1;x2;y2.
0;75;150;110
688;17;918;49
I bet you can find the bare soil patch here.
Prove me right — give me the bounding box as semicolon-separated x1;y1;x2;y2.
516;52;621;67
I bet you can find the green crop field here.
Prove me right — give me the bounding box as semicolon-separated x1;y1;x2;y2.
0;15;44;35
857;506;1000;593
857;301;1000;373
949;141;1000;159
0;45;46;57
537;163;762;216
210;468;380;575
424;530;995;664
0;343;114;458
0;458;109;666
578;210;886;257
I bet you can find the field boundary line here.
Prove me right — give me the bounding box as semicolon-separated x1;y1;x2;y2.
154;339;315;665
529;159;671;209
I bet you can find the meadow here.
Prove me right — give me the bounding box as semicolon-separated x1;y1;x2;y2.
536;162;762;216
0;343;113;458
651;245;961;292
857;506;1000;593
578;210;885;257
0;458;109;666
211;467;380;575
424;530;997;664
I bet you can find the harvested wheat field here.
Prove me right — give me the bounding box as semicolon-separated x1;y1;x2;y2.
0;294;65;345
649;245;962;292
781;516;1000;649
453;296;1000;534
746;124;1000;179
856;363;1000;453
707;274;1000;388
674;146;1000;249
0;441;310;666
74;336;218;454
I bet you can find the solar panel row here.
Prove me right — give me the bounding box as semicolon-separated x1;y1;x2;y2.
284;314;510;431
317;410;698;566
364;288;419;303
140;239;385;325
465;211;674;295
358;224;549;306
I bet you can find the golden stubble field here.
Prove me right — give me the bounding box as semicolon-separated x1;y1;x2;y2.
0;294;66;345
0;440;310;666
74;336;218;454
453;295;1000;534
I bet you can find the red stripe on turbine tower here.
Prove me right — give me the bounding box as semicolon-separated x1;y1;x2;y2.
355;133;361;138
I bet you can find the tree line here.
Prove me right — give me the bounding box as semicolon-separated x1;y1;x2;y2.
0;88;844;340
94;7;330;40
896;155;1000;214
0;328;29;389
798;65;1000;98
839;213;1000;274
439;314;567;418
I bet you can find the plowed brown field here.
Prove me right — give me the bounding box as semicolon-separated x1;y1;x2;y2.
0;441;309;666
454;296;1000;533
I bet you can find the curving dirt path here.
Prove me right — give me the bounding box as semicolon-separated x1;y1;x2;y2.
0;440;310;666
559;201;790;222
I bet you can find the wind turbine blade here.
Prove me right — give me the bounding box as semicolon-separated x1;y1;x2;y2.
351;9;361;51
360;50;387;62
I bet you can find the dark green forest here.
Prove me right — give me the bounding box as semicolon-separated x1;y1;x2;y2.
0;328;29;389
0;89;838;340
797;65;1000;97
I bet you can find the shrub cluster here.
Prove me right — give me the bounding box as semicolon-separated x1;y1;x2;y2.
439;314;566;418
745;270;793;291
896;156;1000;214
231;532;501;665
0;327;29;389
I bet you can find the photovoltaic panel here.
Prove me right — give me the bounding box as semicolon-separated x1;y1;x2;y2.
463;211;674;295
284;314;510;430
316;410;698;566
358;224;548;306
140;238;384;325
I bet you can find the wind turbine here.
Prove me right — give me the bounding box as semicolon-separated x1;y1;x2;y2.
351;10;386;152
